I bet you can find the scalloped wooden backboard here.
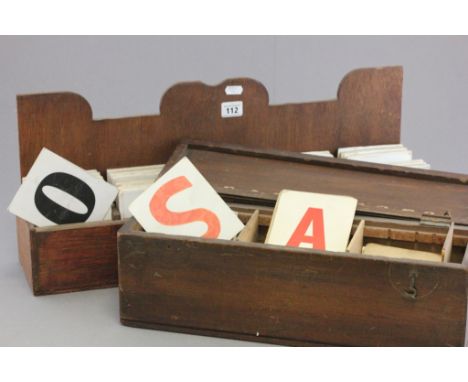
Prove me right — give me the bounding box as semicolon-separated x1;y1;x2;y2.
17;66;402;178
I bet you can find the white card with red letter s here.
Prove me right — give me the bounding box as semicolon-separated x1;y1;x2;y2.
265;190;357;252
129;157;244;240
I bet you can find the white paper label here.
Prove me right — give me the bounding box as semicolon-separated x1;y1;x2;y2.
221;101;243;118
225;85;243;95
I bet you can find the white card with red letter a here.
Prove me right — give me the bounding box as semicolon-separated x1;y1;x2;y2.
265;190;357;252
128;157;244;240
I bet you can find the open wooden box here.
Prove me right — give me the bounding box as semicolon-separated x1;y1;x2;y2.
15;66;403;295
118;142;468;346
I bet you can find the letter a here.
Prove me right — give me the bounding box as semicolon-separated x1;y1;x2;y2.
286;207;325;249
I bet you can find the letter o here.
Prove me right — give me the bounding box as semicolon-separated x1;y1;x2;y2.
34;172;96;224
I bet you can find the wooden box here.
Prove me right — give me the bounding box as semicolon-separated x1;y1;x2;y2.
118;142;468;346
16;66;403;295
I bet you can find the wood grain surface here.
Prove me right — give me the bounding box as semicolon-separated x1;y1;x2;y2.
17;66;402;178
31;221;123;295
170;142;468;226
119;222;467;346
16;218;34;290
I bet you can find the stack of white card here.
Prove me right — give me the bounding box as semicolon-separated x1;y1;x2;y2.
107;164;165;219
337;144;431;169
302;150;334;158
86;170;113;220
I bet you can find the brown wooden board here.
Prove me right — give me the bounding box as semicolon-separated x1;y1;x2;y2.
17;66;402;178
118;221;467;347
15;66;403;295
170;141;468;226
17;218;122;295
118;141;468;346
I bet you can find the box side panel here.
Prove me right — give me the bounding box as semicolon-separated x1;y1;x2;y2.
16;218;34;290
17;68;403;177
120;315;329;346
34;223;122;295
119;235;467;346
466;274;468;346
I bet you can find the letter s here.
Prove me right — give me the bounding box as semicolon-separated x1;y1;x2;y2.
149;176;221;239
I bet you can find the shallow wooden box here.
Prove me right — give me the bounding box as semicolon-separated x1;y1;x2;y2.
118;142;468;346
15;66;403;295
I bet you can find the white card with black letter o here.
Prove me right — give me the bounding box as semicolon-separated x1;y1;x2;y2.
8;148;118;227
129;157;244;240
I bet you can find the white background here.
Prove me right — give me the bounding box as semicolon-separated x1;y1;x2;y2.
1;2;468;380
1;35;468;347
